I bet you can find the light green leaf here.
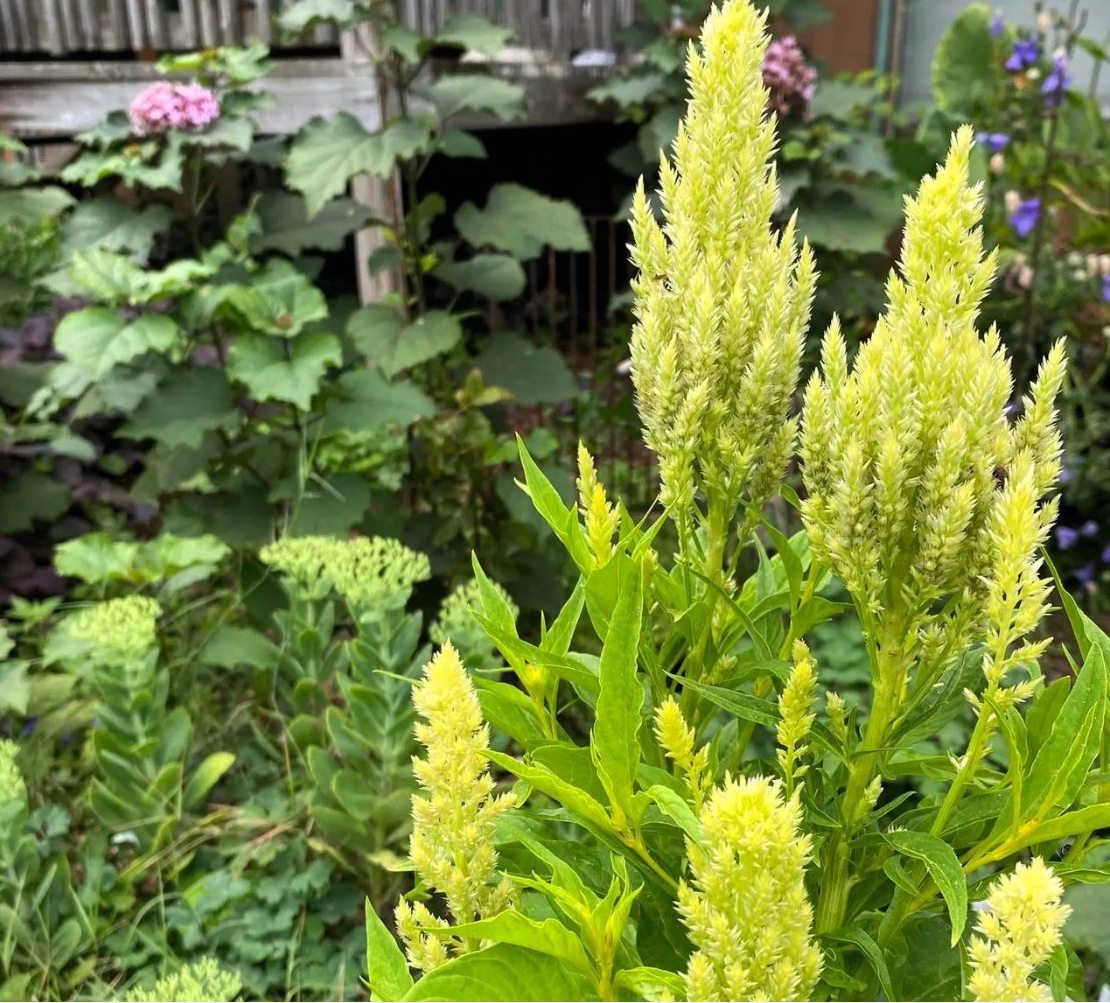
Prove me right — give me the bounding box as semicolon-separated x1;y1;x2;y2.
486;750;612;833
887;830;968;946
120;368;237;449
433;912;591;972
286;113;432;217
931;4;1000;116
346;306;460;376
434;254;525;301
366;898;414;1002
421;75;524;121
435;130;487;159
54;533;139;584
613;967;685;1000
402;943;598;1001
187;116;254;152
254;192;371;255
227;330;341;409
515;437;593;573
277;0;362;33
589;73;666;108
646;784;700;842
61;197;171;262
321;369;435;434
474;332;579;403
0;186;74;225
455;183;591;261
824;925;895;1001
0;663;30;715
199;627;282;670
55;308;179;380
220;258;328;337
182;752;235;809
381;25;425;63
1022;644;1106;821
436;14;513;56
592;557;644;825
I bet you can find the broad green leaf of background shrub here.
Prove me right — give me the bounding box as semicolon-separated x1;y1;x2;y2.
454;183;591;261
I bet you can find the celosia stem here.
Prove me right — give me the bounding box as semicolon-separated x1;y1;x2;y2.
680;491;729;719
930;699;996;837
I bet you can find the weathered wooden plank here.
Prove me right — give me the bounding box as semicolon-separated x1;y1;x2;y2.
176;0;200;49
217;0;241;44
254;0;273;44
124;0;146;49
40;0;67;53
106;0;131;49
0;3;17;52
198;0;218;46
75;0;98;47
143;0;166;48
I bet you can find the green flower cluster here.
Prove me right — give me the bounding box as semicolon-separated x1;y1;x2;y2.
67;596;162;663
121;958;242;1002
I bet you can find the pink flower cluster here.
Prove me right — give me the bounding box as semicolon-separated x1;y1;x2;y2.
128;81;220;137
761;36;817;119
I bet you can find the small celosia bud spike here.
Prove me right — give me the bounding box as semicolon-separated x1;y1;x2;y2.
777;640;818;794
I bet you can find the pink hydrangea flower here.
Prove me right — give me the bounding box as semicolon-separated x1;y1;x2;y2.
128;81;220;137
761;36;817;118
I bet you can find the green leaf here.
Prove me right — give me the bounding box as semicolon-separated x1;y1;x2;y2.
421;75;524;121
678;677;779;728
289;473;372;535
346;306;461;377
187;116;254;152
455;183;591;261
474;332;579;404
182;752;235;809
277;0;362;33
199;627;282;671
366;898;414;1002
1021;643;1106;821
61;197;171;262
931;4;1000;116
434;254;525;301
55;308;179;380
220;259;328;337
227;330;341;409
0;663;30;715
515;438;593;573
0;471;70;532
887;830;968;945
402;943;598;1001
588;73;666;108
120;368;237;449
0;186;74;225
435;129;487;159
435;912;591;972
591;558;644;825
486;750;612;833
54;533;139;583
1012;804;1110;852
797;187;900;254
321;369;435;434
254;192;371;256
824;925;895;1001
436;14;513;56
646;784;701;842
286;113;431;217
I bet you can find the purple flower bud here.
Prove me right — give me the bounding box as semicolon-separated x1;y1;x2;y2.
1042;51;1071;107
1009;197;1041;239
976;131;1009;154
1102;542;1110;563
989;15;1005;38
1056;525;1080;550
1081;520;1099;537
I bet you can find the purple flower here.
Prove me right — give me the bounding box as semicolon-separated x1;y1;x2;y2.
1102;274;1110;303
1081;520;1099;537
977;131;1010;154
1102;542;1110;563
989;15;1006;38
1043;52;1071;107
1005;36;1040;71
1076;563;1096;585
1010;197;1041;239
1056;525;1080;550
761;36;818;118
21;716;39;736
1059;465;1074;483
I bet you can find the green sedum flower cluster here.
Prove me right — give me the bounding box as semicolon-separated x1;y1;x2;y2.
121;957;242;1002
67;595;162;663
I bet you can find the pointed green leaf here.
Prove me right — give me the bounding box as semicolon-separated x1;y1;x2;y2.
455;183;590;261
434;254;525;301
887;830;968;946
347;306;461;376
366;897;414;1002
182;752;235;809
227;330;341;409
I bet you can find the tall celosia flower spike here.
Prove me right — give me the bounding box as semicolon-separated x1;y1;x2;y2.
678;775;822;1002
969;857;1069;1002
397;643;515;972
629;0;815;512
800;126;1064;686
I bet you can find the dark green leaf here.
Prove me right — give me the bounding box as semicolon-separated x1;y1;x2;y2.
455;183;590;261
474;332;579;403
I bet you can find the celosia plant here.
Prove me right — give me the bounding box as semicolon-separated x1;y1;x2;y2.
362;2;1109;1000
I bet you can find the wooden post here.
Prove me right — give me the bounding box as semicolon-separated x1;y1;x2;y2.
341;21;402;305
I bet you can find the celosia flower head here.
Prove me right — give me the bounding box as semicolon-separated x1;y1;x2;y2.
630;0;816;510
67;596;161;662
128;81;220;136
761;36;817;118
259;535;430;609
123;958;242;1003
679;775;822;1001
969;858;1069;1002
800;127;1064;686
399;643;515;971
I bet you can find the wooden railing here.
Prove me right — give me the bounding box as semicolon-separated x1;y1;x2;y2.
0;0;640;57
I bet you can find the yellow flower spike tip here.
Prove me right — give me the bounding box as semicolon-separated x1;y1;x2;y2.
67;595;161;662
577;443;620;568
800;126;1065;694
969;857;1070;1003
777;640;818;794
678;775;822;1002
401;643;516;972
654;696;710;809
629;0;815;512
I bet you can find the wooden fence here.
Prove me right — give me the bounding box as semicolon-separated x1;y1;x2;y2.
0;0;640;56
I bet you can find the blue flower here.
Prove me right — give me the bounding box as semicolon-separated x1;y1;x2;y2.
1010;197;1041;238
1102;274;1110;303
977;131;1009;154
1076;563;1096;585
1056;525;1080;550
1081;520;1099;537
1043;52;1071;107
989;14;1006;38
1102;542;1110;563
1059;465;1074;483
1005;36;1039;71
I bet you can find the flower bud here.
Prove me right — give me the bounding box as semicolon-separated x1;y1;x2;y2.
990;152;1005;174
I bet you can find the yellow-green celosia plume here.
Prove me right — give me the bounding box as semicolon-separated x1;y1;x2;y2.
800;126;1064;693
629;0;815;512
969;857;1070;1002
397;643;515;972
678;775;822;1001
777;640;818;794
